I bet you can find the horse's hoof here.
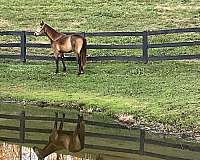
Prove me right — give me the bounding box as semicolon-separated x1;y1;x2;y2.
77;71;84;75
77;73;84;75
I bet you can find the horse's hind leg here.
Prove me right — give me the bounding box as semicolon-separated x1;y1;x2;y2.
74;43;84;75
79;57;84;75
76;53;84;75
74;114;85;149
54;56;59;73
77;55;83;75
79;54;85;75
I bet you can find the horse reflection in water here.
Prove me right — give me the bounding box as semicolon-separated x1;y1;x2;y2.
33;113;85;160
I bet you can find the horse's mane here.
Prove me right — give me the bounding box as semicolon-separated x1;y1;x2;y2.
44;24;62;41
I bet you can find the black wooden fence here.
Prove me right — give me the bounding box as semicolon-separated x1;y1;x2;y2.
0;27;200;63
0;111;199;160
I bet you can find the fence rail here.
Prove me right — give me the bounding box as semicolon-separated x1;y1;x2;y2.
0;112;199;160
0;28;200;63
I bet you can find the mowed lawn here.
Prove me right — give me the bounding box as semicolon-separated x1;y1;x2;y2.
0;60;200;132
1;0;200;57
0;0;199;31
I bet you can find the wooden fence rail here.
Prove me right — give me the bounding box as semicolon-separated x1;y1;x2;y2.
0;112;199;160
0;27;200;63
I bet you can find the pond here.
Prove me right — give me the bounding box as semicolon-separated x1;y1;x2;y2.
0;143;99;160
0;103;199;160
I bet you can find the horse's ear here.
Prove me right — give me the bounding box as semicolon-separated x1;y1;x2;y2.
40;20;44;26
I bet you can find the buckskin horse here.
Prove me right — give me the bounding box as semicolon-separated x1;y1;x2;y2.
33;113;85;160
34;21;87;75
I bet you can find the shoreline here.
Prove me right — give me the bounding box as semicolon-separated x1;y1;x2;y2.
1;98;199;144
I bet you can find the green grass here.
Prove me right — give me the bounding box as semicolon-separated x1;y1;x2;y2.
1;0;200;56
0;60;200;133
0;0;199;31
0;103;199;160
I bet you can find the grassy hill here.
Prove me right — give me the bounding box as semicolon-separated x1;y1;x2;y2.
0;0;200;56
0;0;199;32
0;0;200;136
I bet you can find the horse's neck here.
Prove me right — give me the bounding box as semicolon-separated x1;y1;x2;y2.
39;133;69;158
45;25;62;42
39;143;58;159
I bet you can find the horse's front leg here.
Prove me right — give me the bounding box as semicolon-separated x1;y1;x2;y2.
54;56;59;73
61;55;67;72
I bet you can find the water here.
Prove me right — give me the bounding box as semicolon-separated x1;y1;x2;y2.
0;143;87;160
0;103;199;160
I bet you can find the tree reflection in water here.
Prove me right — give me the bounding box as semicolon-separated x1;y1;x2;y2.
0;143;20;160
0;143;99;160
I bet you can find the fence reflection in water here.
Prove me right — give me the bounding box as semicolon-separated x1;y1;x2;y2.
0;111;200;160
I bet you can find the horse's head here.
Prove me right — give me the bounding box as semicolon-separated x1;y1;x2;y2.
33;146;44;160
34;21;46;36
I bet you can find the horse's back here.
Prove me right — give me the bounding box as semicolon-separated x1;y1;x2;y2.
52;35;72;53
52;33;86;57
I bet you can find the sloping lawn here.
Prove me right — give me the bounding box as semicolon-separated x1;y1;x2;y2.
0;60;200;133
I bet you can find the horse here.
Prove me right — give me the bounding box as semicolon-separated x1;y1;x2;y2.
33;113;85;160
34;21;87;75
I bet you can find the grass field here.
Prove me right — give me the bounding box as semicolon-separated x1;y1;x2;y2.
1;0;200;56
1;0;199;31
0;0;200;136
0;59;200;134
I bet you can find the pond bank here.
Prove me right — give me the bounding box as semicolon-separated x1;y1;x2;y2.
1;60;200;143
1;99;199;144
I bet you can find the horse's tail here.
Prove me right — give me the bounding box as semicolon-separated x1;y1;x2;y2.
80;37;87;68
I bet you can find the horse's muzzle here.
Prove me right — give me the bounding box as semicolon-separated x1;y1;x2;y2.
34;32;39;36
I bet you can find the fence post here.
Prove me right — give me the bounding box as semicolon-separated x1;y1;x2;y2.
20;31;26;62
82;32;86;38
19;111;25;144
139;128;145;155
142;31;149;64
